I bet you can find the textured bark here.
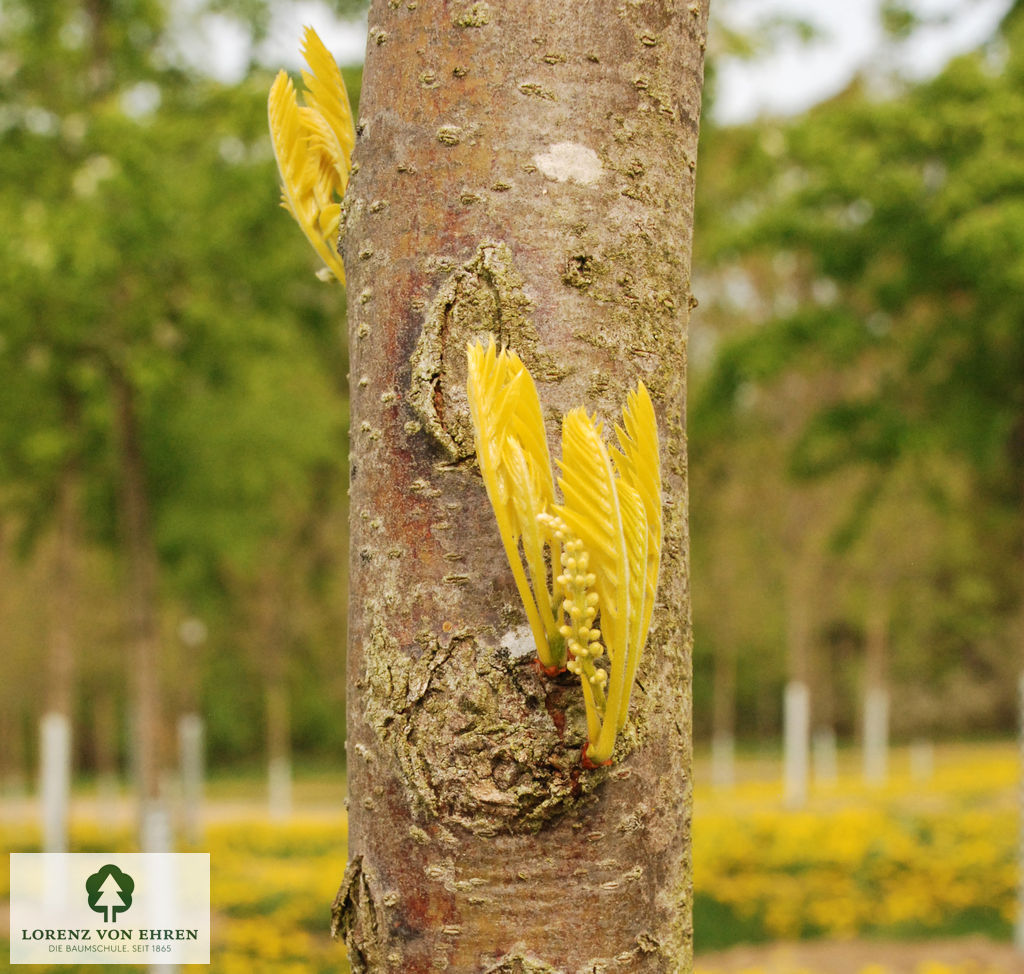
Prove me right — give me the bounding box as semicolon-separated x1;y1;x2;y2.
336;3;708;971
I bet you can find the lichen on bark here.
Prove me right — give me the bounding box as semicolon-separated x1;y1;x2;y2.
359;597;610;833
331;856;383;974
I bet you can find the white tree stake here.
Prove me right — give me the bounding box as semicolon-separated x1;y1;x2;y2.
783;680;810;808
178;713;204;845
812;726;838;786
711;730;735;789
269;755;292;821
909;737;934;782
863;685;890;785
40;711;71;854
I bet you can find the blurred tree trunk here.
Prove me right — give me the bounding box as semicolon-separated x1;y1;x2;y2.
711;636;737;788
92;689;120;803
46;397;78;721
0;524;27;796
256;559;293;820
709;521;737;789
862;591;890;784
111;368;167;846
333;2;709;971
783;541;815;807
810;569;839;786
0;710;26;795
41;389;80;853
265;682;292;819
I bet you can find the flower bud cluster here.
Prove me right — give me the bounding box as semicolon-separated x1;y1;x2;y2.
537;511;608;703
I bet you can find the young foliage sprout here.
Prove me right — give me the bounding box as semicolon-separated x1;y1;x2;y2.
466;338;662;765
465;339;566;673
268;27;355;283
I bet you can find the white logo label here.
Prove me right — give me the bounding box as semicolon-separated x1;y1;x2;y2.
10;854;210;965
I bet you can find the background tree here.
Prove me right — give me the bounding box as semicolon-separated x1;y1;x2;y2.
689;0;1024;751
0;0;355;836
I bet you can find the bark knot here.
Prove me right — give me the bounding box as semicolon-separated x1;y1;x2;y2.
360;600;608;833
408;241;563;461
331;856;382;974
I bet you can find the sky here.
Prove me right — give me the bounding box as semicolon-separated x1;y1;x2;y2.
193;0;1013;124
710;0;1013;122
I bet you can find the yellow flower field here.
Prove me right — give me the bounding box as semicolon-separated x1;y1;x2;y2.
693;743;1016;947
1;741;1019;972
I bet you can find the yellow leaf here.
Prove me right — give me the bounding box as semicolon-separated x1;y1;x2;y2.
267;27;354;283
611;381;662;724
556;409;632;762
299;27;355;178
466;339;562;669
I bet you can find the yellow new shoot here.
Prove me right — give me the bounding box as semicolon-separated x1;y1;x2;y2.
268;27;355;283
466;339;565;671
466;338;662;764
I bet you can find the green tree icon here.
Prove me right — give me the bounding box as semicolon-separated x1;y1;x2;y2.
85;865;135;922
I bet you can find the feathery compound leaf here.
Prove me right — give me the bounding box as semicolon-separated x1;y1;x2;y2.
467;340;554;518
467;339;518;480
614;479;647;731
557;412;626;627
556;409;632;763
267;27;353;283
467;339;562;669
300;26;355;177
612;381;662;647
503;437;558;628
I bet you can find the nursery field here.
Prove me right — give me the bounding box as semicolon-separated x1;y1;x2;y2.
1;741;1020;973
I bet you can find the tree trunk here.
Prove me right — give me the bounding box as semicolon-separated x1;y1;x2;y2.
862;595;890;785
783;549;815;808
178;712;204;843
0;523;28;796
334;3;708;971
46;436;78;721
1016;671;1024;953
711;636;736;789
112;369;167;844
256;562;294;820
266;683;293;820
92;689;120;811
41;399;80;853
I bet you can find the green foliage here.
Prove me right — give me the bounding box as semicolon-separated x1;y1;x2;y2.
0;0;352;769
690;5;1024;739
